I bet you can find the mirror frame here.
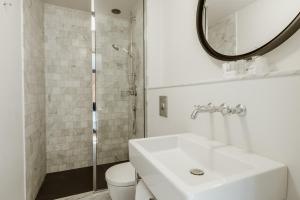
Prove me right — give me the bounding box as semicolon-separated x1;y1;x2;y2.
196;0;300;61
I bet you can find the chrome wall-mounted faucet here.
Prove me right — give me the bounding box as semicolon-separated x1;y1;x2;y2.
191;103;216;119
217;103;247;116
191;103;247;119
231;104;247;116
218;103;232;116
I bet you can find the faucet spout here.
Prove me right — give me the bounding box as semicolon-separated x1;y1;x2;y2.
191;107;201;119
191;104;213;119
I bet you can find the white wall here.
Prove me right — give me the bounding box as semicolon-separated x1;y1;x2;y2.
146;0;164;87
146;0;222;87
0;0;25;199
146;0;300;200
236;0;300;54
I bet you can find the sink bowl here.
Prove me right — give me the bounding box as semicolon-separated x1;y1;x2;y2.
129;133;287;200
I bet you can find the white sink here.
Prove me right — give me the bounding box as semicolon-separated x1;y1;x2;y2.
129;133;287;200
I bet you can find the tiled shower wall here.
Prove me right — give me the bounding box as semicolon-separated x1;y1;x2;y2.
43;3;144;172
131;0;145;140
95;4;144;165
23;0;46;199
208;14;236;55
95;13;131;164
44;4;92;173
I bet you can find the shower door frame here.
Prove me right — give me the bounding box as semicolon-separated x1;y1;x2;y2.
91;0;97;191
91;0;148;191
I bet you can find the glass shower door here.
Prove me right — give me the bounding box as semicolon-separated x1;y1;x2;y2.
92;0;145;191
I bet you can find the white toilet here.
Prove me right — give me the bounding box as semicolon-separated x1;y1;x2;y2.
105;162;136;200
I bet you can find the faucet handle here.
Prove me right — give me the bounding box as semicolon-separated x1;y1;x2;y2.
232;104;247;116
193;105;200;110
207;102;216;113
218;103;232;116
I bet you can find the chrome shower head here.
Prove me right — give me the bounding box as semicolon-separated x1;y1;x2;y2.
112;44;131;56
112;44;120;51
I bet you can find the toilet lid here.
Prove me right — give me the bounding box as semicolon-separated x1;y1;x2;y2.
105;162;136;187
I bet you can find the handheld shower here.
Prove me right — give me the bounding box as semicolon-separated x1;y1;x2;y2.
112;44;131;56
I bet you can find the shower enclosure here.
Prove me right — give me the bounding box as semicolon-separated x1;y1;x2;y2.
92;0;145;191
34;0;145;199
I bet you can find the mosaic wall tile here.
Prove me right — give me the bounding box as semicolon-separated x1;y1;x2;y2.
131;0;145;140
95;7;144;164
208;14;237;56
44;4;92;173
23;0;47;199
95;13;131;164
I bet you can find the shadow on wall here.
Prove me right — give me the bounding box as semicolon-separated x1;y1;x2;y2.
208;114;216;140
288;175;300;200
222;117;231;144
239;118;253;153
205;114;253;152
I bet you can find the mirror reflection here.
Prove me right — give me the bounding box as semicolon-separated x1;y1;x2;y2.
205;0;300;56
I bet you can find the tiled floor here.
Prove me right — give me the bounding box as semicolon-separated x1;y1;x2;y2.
56;191;111;200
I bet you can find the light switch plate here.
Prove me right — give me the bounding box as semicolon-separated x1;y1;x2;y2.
159;96;168;117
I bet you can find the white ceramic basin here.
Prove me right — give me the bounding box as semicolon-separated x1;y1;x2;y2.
129;133;287;200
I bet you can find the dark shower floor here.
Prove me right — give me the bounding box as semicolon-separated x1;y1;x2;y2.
36;161;127;200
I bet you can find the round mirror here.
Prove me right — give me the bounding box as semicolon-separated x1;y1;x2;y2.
196;0;300;61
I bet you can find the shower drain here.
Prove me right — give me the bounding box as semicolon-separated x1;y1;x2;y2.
190;168;205;176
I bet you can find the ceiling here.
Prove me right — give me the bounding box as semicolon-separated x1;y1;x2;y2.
206;0;257;25
44;0;91;12
95;0;138;18
44;0;138;18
